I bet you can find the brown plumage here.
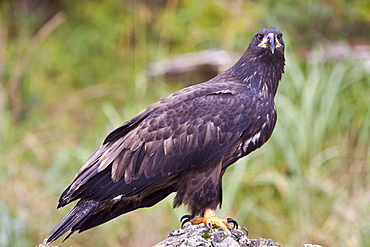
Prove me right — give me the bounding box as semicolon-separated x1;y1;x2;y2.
43;27;285;245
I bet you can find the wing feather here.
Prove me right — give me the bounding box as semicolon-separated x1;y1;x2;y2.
111;149;129;183
59;82;255;206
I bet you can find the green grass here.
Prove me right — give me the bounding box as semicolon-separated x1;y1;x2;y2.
1;1;369;247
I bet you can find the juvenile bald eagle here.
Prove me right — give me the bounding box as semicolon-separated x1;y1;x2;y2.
43;27;285;245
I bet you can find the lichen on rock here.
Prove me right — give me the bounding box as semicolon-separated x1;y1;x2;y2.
153;223;282;247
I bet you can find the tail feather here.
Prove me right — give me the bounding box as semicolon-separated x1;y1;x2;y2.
78;185;176;232
43;200;100;245
42;185;176;245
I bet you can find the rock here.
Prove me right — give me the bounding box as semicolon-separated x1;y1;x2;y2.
153;223;282;247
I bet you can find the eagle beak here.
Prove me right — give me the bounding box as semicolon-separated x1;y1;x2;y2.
258;33;282;54
266;33;276;54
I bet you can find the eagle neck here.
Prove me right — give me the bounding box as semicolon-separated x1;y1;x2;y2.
231;50;285;97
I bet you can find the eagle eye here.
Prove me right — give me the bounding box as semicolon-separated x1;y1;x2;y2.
256;34;263;41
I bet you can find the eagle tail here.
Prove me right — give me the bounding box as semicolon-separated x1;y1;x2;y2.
42;186;175;245
43;200;100;246
77;185;175;232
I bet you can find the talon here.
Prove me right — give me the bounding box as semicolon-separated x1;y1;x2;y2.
181;218;190;227
180;214;192;222
231;231;239;239
240;226;249;236
226;218;239;229
184;208;243;233
180;215;192;227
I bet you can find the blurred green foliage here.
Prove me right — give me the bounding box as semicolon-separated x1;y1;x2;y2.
0;0;369;246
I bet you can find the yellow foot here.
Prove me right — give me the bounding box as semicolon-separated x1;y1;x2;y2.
181;208;247;234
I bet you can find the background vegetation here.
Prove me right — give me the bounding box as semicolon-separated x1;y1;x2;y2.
0;0;369;246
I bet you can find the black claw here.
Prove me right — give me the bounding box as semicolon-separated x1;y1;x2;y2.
180;214;192;222
240;226;249;236
180;215;192;227
181;218;190;227
227;218;239;229
231;231;239;239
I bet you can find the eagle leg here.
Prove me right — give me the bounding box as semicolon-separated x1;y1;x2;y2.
181;208;244;233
